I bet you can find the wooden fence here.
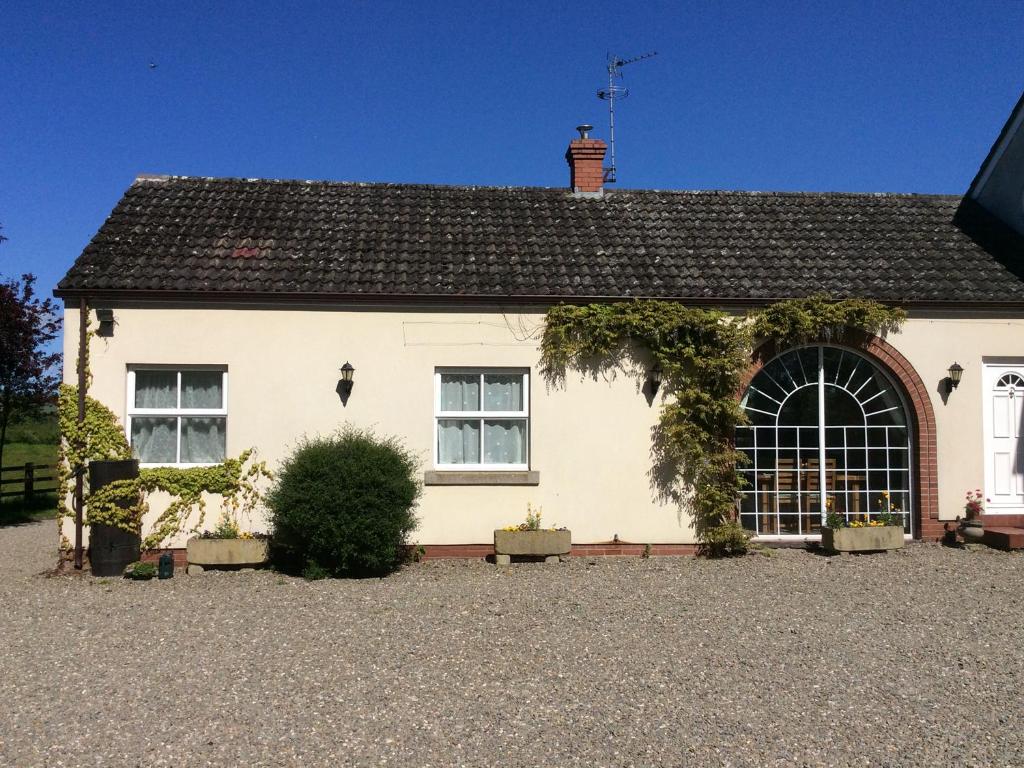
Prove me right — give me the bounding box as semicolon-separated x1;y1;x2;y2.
0;463;59;502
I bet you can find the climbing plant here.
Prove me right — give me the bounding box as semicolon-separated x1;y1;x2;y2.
56;383;132;539
540;295;906;547
57;383;271;550
750;294;906;349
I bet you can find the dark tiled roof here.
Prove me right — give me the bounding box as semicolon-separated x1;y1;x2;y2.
56;176;1024;304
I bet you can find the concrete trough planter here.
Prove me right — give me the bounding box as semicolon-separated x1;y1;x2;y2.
822;526;904;554
186;538;269;574
493;529;571;565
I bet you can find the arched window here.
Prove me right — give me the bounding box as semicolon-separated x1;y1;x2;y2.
737;346;913;537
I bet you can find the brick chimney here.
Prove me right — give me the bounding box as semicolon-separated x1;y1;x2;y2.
565;124;607;195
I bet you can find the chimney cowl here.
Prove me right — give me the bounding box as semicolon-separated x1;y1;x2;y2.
565;127;607;196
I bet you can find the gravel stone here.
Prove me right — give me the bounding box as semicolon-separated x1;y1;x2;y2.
2;522;1023;767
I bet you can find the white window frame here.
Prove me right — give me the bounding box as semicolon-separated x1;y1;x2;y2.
126;365;228;467
433;368;529;471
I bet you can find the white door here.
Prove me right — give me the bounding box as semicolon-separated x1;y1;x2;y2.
984;365;1024;514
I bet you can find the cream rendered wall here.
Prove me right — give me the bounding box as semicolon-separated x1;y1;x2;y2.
62;306;1024;546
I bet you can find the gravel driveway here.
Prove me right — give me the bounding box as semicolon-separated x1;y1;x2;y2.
2;521;1022;767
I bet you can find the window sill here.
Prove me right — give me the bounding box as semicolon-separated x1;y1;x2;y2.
423;470;539;486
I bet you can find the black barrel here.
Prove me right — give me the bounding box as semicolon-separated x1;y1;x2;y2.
88;459;141;577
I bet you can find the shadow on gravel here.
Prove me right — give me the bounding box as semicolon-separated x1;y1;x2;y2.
0;494;57;528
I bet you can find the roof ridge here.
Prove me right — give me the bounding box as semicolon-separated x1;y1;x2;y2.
129;174;962;200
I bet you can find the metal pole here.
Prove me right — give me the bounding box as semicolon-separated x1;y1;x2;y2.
74;298;87;570
607;63;617;180
817;347;827;529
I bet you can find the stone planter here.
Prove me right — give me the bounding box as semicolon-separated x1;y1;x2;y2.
959;519;985;543
493;529;571;564
186;537;268;574
822;525;904;554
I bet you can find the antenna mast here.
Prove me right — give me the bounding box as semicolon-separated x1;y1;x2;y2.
596;51;657;183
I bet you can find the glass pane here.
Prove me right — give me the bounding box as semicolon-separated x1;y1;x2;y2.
130;417;177;463
822;347;844;385
846;449;866;469
181;417;226;463
439;374;480;412
867;449;888;469
766;354;799;392
738;470;756;493
825;386;864;426
744;388;781;418
134;371;177;408
778;428;799;448
860;371;906;426
889;470;910;491
825;448;846;470
437;419;480;464
794;347;819;387
740;513;758;534
758;511;778;535
865;428;888;448
847;489;868;516
754;427;776;448
889;450;908;473
734;428;754;449
483;374;523;411
739;491;756;514
755;471;776;494
181;371;223;409
779;386;818;426
483;420;526;464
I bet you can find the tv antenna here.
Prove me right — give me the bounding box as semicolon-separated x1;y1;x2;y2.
596;51;657;183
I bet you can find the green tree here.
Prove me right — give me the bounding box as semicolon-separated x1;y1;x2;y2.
0;228;61;471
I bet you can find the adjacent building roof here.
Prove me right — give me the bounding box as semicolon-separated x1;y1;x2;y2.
56;175;1024;306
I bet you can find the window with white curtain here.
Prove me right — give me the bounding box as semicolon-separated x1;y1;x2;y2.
434;369;529;469
127;367;227;465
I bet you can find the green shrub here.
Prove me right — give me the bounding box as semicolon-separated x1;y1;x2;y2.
267;429;420;578
701;520;752;558
124;561;156;580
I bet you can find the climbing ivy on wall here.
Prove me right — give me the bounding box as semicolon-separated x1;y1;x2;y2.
540;295;906;545
58;384;271;550
56;383;132;539
750;295;906;350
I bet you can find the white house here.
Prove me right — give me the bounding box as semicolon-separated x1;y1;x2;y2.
56;93;1024;554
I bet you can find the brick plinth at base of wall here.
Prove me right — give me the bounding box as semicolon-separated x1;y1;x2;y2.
140;549;188;568
417;543;700;559
140;543;702;565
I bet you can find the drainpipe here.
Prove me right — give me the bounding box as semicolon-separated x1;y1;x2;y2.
74;297;87;570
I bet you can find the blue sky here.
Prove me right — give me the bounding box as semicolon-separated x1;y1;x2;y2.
2;0;1023;312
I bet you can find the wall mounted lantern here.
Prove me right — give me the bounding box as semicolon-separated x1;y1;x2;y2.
649;364;664;395
336;361;355;405
95;308;115;337
946;362;964;395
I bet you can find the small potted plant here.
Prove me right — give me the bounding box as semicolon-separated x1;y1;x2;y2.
494;504;570;565
822;493;905;553
959;489;985;542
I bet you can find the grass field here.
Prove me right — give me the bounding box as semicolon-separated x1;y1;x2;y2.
1;439;59;526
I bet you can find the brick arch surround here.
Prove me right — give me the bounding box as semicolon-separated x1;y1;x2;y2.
740;336;940;541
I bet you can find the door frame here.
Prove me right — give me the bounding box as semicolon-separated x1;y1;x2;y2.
981;358;1024;515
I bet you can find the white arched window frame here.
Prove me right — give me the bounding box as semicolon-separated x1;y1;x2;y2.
737;346;914;538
